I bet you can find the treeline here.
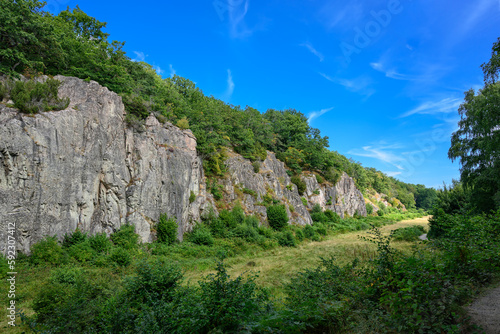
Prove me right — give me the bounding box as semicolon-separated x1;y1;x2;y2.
0;0;435;209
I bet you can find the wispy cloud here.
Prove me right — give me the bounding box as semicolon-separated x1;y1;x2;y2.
318;1;365;30
133;51;146;62
319;72;375;97
349;144;405;170
229;0;253;38
308;107;333;123
169;64;176;78
300;42;324;62
222;69;235;101
400;98;462;118
384;171;402;177
153;65;163;75
370;62;413;80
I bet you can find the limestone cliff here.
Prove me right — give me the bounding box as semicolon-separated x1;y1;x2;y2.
0;76;367;254
0;76;214;253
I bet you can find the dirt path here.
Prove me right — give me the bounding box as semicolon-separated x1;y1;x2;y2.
467;284;500;333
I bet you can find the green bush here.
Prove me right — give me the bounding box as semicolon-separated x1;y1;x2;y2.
233;224;262;243
392;225;426;241
275;230;296;247
67;240;96;263
291;176;306;195
301;197;308;206
315;174;324;184
110;224;139;249
303;224;320;241
243;187;257;198
189;191;196;203
324;210;341;223
157;214;178;245
244;215;260;228
88;232;112;253
188;225;214;246
11;78;69;114
109;247;132;267
252;161;260;173
62;228;87;248
267;204;289;230
366;203;374;215
30;236;66;265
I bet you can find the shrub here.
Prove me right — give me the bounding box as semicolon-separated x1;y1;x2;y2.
176;116;190;129
252;161;260;173
304;224;319;241
301;197;308;206
294;228;305;242
392;225;426;241
366;203;374;215
188;225;214;246
109;247;132;267
243;187;257;198
275;230;296;247
189;191;196;203
157;214;178;245
68;240;96;263
244;215;260;228
49;266;82;285
315;174;324;184
11;78;69;114
377;209;385;216
62;228;87;248
88;232;112;253
124;259;183;303
314;223;327;236
30;236;66;265
267;204;289;230
110;224;139;249
233;224;262;243
324;210;341;223
291;176;306;195
313;189;320;195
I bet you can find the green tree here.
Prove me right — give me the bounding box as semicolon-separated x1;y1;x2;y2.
449;80;500;211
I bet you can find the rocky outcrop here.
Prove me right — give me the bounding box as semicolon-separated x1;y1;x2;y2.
302;173;367;218
219;151;313;226
0;75;368;254
0;76;214;254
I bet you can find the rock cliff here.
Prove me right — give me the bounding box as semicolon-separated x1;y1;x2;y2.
0;76;214;253
0;76;367;254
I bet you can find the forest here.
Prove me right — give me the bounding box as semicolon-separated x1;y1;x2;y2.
1;0;499;333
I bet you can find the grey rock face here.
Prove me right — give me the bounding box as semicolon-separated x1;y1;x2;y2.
0;76;214;254
302;173;367;218
0;75;367;254
220;151;313;225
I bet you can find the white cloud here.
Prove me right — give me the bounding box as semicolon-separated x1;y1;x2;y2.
384;171;402;177
400;98;462;118
222;69;235;101
319;72;375;97
349;144;405;170
300;42;324;62
308;107;333;123
370;62;412;80
228;0;253;38
133;51;146;62
169;64;176;78
153;65;163;75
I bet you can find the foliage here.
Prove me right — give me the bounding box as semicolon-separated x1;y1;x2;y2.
10;78;69;114
301;197;308;206
62;228;87;248
252;161;260;173
88;232;112;253
392;225;426;241
110;224;139;249
275;230;297;247
189;190;196;203
187;224;214;246
156;214;178;245
449;81;500;212
291;176;306;195
30;236;66;266
266;204;289;230
109;247;132;267
366;203;373;215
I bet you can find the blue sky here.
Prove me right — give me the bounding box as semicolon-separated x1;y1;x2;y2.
45;0;500;188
